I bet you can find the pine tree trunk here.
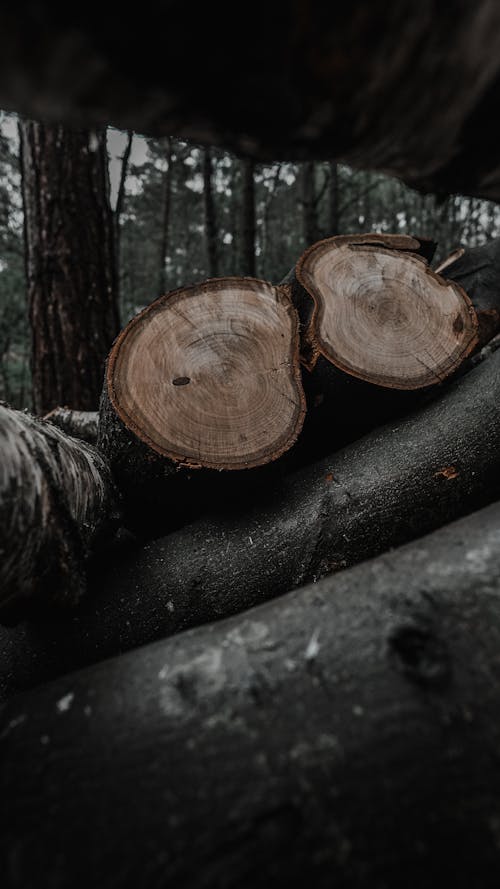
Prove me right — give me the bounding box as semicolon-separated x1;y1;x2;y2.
241;158;256;276
157;136;173;295
19;121;119;414
328;161;339;235
3;501;500;889
203;147;218;278
301;161;318;244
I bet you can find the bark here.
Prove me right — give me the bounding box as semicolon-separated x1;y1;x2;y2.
0;403;118;620
3;501;500;889
203;147;218;278
43;408;99;444
435;238;500;344
157;136;173;295
301;161;318;245
4;347;500;695
114;130;133;258
19;121;119;414
3;6;500;198
98;278;305;522
327;161;339;235
241;158;256;276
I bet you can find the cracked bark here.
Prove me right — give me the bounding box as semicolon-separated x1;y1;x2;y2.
3;501;500;888
3;347;500;697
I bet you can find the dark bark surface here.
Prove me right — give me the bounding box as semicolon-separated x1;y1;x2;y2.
203;147;218;278
241;158;256;276
157;137;173;296
19;121;119;414
3;501;500;889
3;348;500;697
3;6;500;198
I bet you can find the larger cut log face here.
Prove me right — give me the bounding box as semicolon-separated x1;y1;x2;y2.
105;278;305;471
296;234;479;389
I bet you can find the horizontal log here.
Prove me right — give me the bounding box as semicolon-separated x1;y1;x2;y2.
3;500;500;888
43;408;99;444
0;404;119;618
3;6;500;198
3;347;500;697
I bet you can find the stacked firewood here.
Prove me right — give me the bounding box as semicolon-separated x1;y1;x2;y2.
2;235;500;889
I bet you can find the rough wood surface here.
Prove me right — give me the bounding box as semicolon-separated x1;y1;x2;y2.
0;404;118;619
3;6;500;198
43;408;98;444
3;348;500;696
3;501;500;888
19;122;119;414
295;234;478;388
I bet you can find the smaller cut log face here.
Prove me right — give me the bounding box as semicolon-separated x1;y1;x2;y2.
107;278;306;469
297;234;479;389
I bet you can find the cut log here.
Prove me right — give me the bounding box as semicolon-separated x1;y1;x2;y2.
98;278;305;498
3;501;500;889
0;404;119;619
3;347;500;697
435;238;500;346
294;234;478;387
43;408;99;444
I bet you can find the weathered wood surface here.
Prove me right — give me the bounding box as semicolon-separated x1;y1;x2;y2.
3;348;500;697
43;408;99;444
3;5;500;199
3;501;500;888
0;404;118;619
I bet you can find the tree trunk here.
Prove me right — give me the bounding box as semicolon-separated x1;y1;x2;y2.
301;161;318;245
203;147;218;278
157;136;173;296
0;404;118;620
4;7;500;199
19;121;119;414
328;161;339;235
3;500;500;888
241;158;256;276
43;408;99;444
98;277;305;516
4;346;500;695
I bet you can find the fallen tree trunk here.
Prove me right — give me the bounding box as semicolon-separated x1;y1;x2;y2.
43;408;99;444
3;500;500;888
98;277;305;516
0;404;119;619
3;347;500;697
3;6;500;200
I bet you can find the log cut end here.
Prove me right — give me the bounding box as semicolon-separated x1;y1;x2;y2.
297;234;479;389
105;278;306;470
